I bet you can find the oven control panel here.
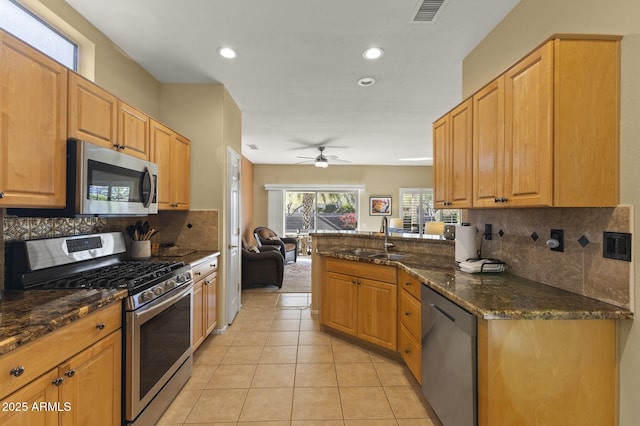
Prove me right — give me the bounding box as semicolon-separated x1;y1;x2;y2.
131;268;193;310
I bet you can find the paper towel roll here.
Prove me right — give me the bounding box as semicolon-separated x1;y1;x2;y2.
455;225;478;263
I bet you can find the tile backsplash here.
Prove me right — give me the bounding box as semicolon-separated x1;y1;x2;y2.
467;206;633;310
1;209;219;290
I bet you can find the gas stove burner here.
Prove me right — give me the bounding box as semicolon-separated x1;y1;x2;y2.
40;261;185;291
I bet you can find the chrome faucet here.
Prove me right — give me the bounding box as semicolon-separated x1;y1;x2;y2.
381;217;394;252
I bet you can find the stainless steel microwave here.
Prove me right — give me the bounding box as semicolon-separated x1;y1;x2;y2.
9;140;158;217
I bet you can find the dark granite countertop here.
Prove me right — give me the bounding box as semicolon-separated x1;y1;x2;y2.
0;288;127;356
0;250;219;358
318;248;632;320
151;249;220;266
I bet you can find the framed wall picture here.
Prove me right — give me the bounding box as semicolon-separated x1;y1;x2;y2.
369;196;391;216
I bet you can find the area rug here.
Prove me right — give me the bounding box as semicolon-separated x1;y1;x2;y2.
279;256;312;293
242;256;311;293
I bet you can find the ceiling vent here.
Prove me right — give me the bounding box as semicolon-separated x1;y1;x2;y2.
412;0;447;23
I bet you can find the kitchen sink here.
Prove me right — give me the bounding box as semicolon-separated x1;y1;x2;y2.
342;248;407;260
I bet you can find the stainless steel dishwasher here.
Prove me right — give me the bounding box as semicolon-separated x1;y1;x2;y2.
421;285;477;426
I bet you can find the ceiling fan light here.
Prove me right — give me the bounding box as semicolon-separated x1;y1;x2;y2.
315;158;329;168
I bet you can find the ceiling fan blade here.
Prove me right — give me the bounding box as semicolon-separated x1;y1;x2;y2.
295;159;315;164
330;158;351;164
296;156;316;160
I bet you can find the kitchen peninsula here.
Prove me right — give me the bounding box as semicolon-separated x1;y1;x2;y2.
313;232;631;426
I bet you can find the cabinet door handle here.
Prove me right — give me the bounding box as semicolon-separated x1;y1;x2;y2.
52;377;64;386
0;192;5;199
96;323;106;330
404;282;412;287
404;348;411;354
64;369;76;378
405;311;411;316
10;366;25;377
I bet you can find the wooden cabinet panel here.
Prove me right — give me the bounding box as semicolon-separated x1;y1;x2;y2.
0;369;59;426
0;30;67;208
68;72;117;148
0;304;121;426
59;331;121;426
398;269;421;300
323;258;397;350
434;99;473;208
204;271;218;335
192;281;205;351
150;119;190;210
399;289;421;338
399;323;421;384
358;278;397;350
193;255;219;351
473;77;505;208
478;319;616;426
118;102;150;160
171;133;191;209
324;272;359;336
504;42;553;206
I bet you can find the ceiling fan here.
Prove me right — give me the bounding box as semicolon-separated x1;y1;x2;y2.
296;147;351;168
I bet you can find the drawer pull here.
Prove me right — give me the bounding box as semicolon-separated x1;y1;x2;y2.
64;369;76;378
96;323;106;330
9;366;25;377
52;377;64;387
0;192;5;199
404;348;411;354
404;282;412;286
405;311;411;316
195;271;202;276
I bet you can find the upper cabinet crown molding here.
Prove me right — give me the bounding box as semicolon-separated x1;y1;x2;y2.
435;34;621;209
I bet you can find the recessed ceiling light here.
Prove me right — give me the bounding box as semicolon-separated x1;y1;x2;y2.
357;76;377;87
218;47;237;59
363;47;384;60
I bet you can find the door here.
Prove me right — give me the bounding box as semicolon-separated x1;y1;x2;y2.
226;148;241;325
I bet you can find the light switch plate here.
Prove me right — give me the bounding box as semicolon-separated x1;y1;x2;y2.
603;231;632;261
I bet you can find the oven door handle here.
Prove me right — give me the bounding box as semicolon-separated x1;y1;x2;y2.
134;282;193;323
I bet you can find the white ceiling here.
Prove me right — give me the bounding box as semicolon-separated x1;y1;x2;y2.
64;0;520;166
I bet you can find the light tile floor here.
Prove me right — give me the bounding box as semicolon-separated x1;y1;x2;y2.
157;292;439;425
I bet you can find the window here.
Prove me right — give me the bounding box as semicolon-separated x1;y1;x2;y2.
285;191;358;234
399;188;461;235
0;0;77;70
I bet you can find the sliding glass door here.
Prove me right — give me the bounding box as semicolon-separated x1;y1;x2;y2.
285;191;358;234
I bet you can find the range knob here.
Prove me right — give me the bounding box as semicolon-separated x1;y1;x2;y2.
138;291;152;304
153;286;164;296
176;274;186;283
165;279;176;290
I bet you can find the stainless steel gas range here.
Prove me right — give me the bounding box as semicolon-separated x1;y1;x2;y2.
5;232;194;426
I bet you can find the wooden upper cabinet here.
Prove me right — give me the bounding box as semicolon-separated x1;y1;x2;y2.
434;99;473;209
473;77;505;207
0;30;67;208
118;102;150;160
468;35;620;208
150;119;190;210
68;72;118;148
503;42;553;207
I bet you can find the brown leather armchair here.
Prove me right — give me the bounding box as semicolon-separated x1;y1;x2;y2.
253;227;298;263
241;240;284;288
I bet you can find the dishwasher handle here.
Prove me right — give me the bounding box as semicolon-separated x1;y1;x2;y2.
430;303;455;323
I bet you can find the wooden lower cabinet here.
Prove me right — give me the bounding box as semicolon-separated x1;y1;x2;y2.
398;269;422;383
192;254;220;351
0;305;121;426
322;258;397;351
478;318;616;426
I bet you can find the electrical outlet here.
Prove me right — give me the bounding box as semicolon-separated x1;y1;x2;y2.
484;224;492;240
550;229;564;252
603;232;632;261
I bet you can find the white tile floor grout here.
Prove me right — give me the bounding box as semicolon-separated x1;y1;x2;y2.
156;291;439;425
